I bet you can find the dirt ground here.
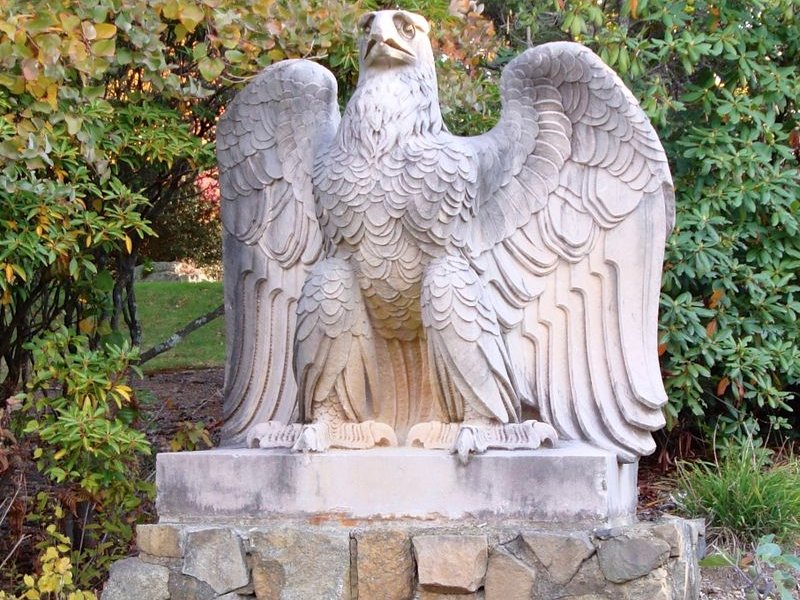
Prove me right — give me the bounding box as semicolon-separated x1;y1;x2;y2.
132;367;769;599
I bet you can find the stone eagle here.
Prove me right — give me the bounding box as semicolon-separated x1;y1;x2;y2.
217;10;674;462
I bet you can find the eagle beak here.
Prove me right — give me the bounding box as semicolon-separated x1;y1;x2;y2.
361;14;414;66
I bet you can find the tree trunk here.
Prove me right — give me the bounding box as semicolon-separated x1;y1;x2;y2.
137;304;224;365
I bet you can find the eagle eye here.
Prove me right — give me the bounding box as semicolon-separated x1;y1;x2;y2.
360;15;374;34
395;16;415;40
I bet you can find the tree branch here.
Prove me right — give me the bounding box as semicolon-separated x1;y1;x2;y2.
137;304;224;365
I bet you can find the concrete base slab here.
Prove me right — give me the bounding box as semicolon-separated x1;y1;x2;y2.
156;442;636;523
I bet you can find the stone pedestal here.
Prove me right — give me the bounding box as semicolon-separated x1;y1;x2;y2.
102;445;704;600
156;443;636;523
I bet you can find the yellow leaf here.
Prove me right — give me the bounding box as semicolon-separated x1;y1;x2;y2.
45;83;58;109
23;575;35;588
78;316;95;333
178;3;205;32
4;264;13;283
124;234;132;253
1;290;11;306
162;0;180;20
115;385;132;401
94;23;116;39
53;449;66;460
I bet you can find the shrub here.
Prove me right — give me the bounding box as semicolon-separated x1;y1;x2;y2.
12;328;152;589
675;441;800;544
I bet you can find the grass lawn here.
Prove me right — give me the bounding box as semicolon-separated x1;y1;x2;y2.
136;281;226;372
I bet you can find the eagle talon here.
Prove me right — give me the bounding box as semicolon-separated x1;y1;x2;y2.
450;421;559;463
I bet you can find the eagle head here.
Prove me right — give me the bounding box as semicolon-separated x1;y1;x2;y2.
357;10;433;73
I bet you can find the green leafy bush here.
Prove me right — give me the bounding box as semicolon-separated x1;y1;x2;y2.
676;442;800;544
13;328;152;589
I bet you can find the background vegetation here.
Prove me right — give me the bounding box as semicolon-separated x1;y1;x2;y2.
0;0;798;594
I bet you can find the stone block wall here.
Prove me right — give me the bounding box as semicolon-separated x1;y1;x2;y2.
102;518;704;600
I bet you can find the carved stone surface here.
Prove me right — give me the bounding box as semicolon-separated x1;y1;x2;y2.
155;445;637;522
217;9;674;463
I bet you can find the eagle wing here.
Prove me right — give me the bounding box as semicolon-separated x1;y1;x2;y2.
464;42;674;462
216;60;340;447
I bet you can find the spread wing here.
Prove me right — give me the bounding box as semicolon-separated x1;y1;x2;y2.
466;42;675;462
217;60;340;447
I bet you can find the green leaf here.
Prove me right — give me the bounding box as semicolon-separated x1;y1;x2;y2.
198;57;224;81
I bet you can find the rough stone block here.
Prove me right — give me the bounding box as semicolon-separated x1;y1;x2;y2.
417;593;482;600
563;556;607;597
101;557;169;600
182;528;249;594
414;535;487;593
484;547;536;600
522;531;595;584
596;535;670;583
649;521;683;557
616;567;670;600
251;556;285;600
168;572;216;600
355;529;415;600
249;527;351;600
137;523;183;558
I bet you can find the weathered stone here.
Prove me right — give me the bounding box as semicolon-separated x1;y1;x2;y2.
687;518;707;559
417;592;482;600
649;522;683;557
484;547;536;600
251;557;285;600
562;556;607;597
137;523;183;558
101;557;169;600
671;557;700;600
182;528;249;594
355;529;414;600
596;536;670;583
138;552;182;568
616;567;670;600
523;531;595;584
217;594;255;600
156;445;637;522
249;528;351;600
168;572;216;600
413;535;487;593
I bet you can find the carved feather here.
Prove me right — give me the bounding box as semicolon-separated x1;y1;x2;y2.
464;42;674;461
217;60;340;446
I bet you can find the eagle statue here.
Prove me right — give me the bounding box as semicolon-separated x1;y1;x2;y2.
216;10;674;463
